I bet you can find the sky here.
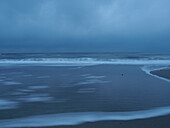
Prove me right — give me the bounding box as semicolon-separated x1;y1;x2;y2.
0;0;170;52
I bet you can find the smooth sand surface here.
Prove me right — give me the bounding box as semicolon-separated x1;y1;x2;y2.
151;69;170;80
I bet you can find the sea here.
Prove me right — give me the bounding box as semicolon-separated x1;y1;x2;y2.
0;52;170;128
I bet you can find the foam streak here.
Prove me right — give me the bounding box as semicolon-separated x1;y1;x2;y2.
1;107;170;128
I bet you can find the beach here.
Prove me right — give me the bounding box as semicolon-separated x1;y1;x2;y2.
0;63;170;128
25;67;170;128
47;66;170;128
150;68;170;80
0;53;170;128
1;0;170;126
33;115;170;128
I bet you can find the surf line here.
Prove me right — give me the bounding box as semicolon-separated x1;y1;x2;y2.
1;106;170;128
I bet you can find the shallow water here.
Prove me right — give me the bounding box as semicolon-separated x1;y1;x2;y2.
0;65;170;115
0;53;170;127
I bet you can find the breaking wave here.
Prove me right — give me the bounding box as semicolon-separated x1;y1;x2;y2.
0;58;170;66
1;106;170;127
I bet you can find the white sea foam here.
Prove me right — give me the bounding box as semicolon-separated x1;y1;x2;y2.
7;72;23;75
76;79;110;85
1;106;170;127
18;97;53;102
141;66;170;82
29;85;49;89
3;81;22;85
81;74;91;77
17;89;34;92
85;76;106;79
0;99;19;110
37;76;50;79
0;58;170;66
16;94;53;103
11;92;28;96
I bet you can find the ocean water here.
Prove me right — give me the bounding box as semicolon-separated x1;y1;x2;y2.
0;52;170;66
0;53;170;127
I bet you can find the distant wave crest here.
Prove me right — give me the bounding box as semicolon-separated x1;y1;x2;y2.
0;58;170;66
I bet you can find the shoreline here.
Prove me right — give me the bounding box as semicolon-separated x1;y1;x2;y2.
0;65;170;128
46;67;170;128
150;68;170;80
23;114;170;128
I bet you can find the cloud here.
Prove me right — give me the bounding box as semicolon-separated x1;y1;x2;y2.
0;0;170;52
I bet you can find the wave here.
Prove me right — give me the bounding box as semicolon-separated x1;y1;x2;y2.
1;106;170;128
0;58;170;66
141;66;170;82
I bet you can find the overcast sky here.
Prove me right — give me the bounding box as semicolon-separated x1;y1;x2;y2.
0;0;170;52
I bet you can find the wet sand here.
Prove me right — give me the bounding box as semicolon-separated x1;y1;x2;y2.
22;115;170;128
150;68;170;80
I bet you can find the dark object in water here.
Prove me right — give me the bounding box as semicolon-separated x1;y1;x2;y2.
121;74;124;76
